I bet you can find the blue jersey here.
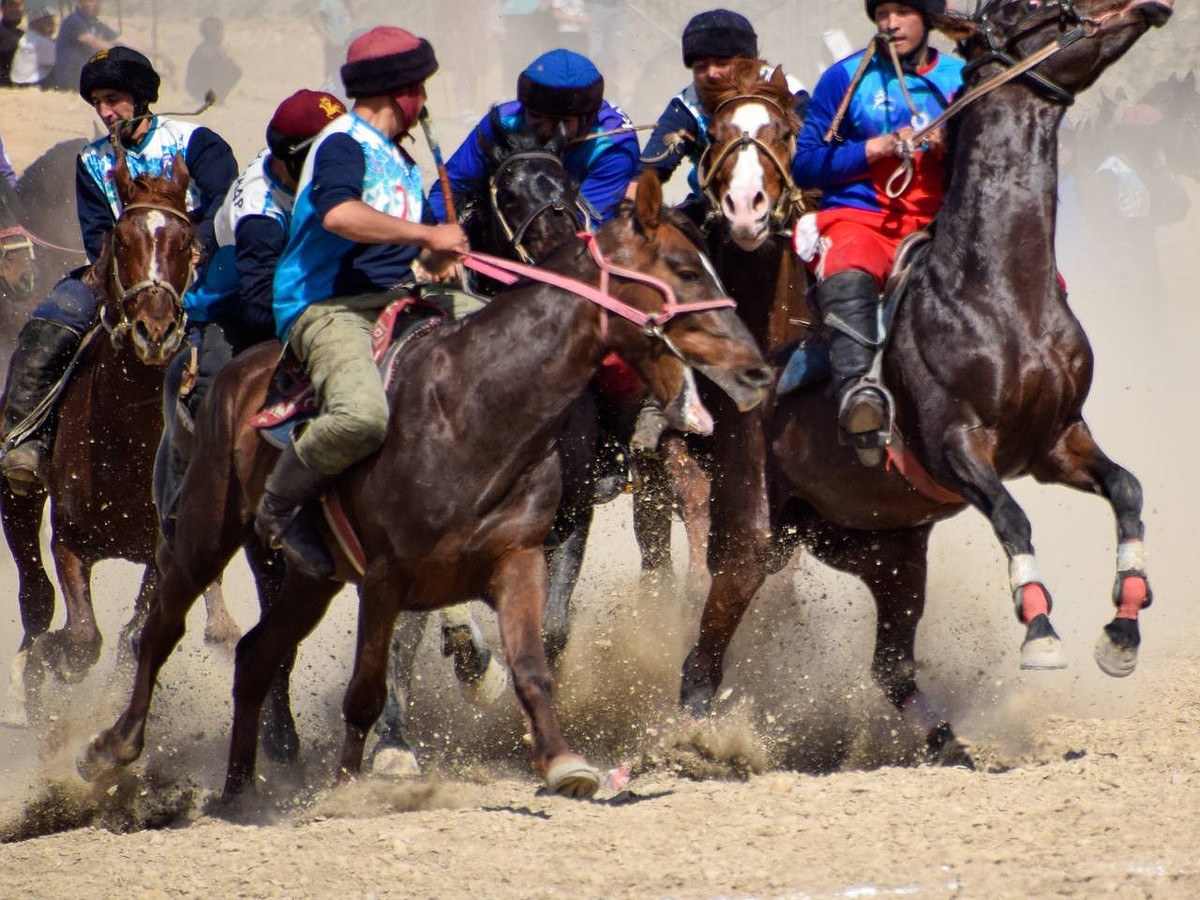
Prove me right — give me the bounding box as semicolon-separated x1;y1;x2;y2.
793;47;964;221
273;113;425;340
427;99;639;224
183;149;292;343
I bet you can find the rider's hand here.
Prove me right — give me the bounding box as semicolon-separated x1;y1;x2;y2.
416;249;462;283
423;223;469;255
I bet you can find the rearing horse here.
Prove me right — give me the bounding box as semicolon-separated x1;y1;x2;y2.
81;172;773;801
679;0;1174;762
2;151;240;727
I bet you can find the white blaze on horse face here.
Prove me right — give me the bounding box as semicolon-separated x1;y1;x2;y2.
141;209;168;284
723;102;773;249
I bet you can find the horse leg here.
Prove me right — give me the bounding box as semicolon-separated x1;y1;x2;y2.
1031;420;1150;677
680;404;770;717
1;484;53;727
37;539;100;684
661;435;710;599
370;607;429;778
494;546;600;798
632;447;674;577
225;572;341;797
201;579;242;651
543;504;591;668
242;538;298;764
945;429;1065;670
440;602;509;704
114;564;158;677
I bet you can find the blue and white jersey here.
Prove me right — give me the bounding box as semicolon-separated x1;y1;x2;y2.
274;112;425;340
184;149;292;326
75;115;238;261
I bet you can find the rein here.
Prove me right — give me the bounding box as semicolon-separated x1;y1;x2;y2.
487;150;593;264
461;232;735;357
0;225;85;256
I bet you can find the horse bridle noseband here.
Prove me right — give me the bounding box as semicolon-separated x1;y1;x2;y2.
488;150;593;264
102;200;194;339
697;93;807;232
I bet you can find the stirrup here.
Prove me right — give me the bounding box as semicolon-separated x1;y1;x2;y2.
0;443;45;496
837;381;894;467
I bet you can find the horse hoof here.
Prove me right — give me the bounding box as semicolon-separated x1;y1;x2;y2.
1020;636;1066;670
1094;632;1138;678
78;733;133;783
370;746;422;778
545;754;601;799
2;652;29;728
462;653;510;707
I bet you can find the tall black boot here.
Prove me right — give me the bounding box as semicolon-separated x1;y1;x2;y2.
815;270;890;466
0;318;81;494
254;442;336;579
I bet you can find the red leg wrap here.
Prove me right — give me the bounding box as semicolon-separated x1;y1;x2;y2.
1116;574;1149;620
1020;582;1051;624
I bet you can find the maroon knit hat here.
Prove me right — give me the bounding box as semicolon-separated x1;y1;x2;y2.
267;89;346;159
341;26;438;98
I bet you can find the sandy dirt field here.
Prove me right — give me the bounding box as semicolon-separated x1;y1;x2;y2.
1;12;1198;900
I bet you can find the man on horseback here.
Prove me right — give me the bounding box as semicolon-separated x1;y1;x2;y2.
791;0;962;466
0;46;237;494
636;8;809;222
256;25;468;579
428;48;639;224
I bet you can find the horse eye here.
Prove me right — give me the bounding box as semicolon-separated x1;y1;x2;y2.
676;268;702;284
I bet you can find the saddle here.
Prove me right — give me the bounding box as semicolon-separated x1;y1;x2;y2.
776;228;933;395
250;294;448;449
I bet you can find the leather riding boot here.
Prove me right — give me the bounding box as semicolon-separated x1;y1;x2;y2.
254;442;336;579
0;318;81;494
816;270;890;466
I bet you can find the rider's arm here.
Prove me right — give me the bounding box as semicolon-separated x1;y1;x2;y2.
75;156;115;263
579;135;640;223
792;62;876;188
233;214;287;335
184;126;239;256
638;97;699;187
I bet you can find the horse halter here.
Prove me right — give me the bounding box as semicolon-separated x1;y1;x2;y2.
102;201;195;340
698;93;806;232
488;150;593;263
963;0;1088;105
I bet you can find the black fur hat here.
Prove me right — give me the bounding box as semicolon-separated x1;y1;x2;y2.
79;46;161;104
681;9;758;67
340;27;438;98
865;0;947;21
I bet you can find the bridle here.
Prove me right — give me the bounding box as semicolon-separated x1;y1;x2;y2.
697;92;807;232
488;150;593;264
462;232;735;361
101;200;194;340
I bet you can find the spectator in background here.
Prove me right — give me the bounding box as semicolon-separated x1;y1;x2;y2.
551;0;589;56
48;0;117;92
10;4;55;86
0;0;24;86
0;131;16;188
185;16;242;103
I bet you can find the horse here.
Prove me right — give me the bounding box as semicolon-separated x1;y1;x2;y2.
676;0;1174;765
630;60;811;597
80;171;772;802
1;149;241;730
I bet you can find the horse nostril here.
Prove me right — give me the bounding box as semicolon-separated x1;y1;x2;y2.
752;191;766;212
739;365;774;389
723;194;737;217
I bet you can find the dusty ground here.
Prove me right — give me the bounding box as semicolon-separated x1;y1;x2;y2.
0;12;1198;900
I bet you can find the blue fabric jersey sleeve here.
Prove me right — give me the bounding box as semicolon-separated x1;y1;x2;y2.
75;155;114;262
233;214;286;335
185;127;239;255
577;137;639;221
641;98;703;183
427;119;491;224
792;61;869;189
310;133;368;216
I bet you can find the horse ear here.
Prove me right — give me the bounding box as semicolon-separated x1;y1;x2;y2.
768;65;787;91
113;147;135;203
488;105;510;152
931;11;978;43
170;152;190;194
634;169;662;237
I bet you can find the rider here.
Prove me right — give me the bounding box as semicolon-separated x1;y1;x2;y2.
427;47;639;225
636;8;809;221
256;25;468;578
791;0;963;465
0;46;238;494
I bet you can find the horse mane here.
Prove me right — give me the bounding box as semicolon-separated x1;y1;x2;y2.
697;58;801;134
126;171;188;210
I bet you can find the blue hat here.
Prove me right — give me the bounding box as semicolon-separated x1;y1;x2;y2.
518;49;604;119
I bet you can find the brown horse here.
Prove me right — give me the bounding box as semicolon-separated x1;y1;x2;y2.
80;172;772;802
2;151;240;727
678;0;1174;763
633;60;811;594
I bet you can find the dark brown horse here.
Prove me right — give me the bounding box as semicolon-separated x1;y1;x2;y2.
678;0;1173;763
2;151;241;728
81;172;772;801
632;60;811;595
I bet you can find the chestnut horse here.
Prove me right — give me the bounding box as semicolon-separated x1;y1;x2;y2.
632;61;810;594
1;152;240;728
678;0;1173;763
81;172;772;801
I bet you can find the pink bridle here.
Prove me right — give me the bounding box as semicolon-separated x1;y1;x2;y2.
461;231;736;347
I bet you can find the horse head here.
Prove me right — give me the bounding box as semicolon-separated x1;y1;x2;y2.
479;107;590;263
87;149;194;365
595;171;772;433
949;0;1173;101
0;178;37;301
697;60;802;251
